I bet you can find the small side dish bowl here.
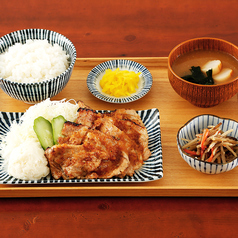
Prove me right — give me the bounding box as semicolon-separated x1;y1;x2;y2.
177;114;238;174
87;59;153;103
168;37;238;107
0;29;76;104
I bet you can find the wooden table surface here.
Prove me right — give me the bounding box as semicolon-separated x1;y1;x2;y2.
1;0;238;237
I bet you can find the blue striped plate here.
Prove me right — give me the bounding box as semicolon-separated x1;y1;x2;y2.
177;114;238;174
0;108;163;184
87;59;153;103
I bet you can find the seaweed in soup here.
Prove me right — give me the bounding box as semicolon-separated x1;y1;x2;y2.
182;66;214;85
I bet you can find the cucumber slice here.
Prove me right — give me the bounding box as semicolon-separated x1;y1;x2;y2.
33;116;54;150
52;115;66;144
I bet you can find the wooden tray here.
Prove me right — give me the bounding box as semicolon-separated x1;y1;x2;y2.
0;57;238;197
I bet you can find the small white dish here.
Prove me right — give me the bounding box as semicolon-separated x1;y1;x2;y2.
87;59;153;103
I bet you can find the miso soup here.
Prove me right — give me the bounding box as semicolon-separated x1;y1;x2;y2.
172;50;238;85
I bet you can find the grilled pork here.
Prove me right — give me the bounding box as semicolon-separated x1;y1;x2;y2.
44;103;151;179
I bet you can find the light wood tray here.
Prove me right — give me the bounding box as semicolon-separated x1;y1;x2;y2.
0;57;238;197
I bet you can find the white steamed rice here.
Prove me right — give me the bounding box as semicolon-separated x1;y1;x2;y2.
0;39;69;83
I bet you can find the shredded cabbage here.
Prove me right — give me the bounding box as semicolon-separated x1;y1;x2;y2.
0;98;79;180
7;138;50;180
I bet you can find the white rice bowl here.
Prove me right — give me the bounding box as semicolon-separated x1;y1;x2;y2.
1;98;79;180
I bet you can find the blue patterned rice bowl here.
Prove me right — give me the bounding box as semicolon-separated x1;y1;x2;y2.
0;29;76;104
177;114;238;174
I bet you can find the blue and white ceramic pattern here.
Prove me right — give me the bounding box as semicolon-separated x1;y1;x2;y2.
87;59;153;103
177;114;238;174
0;108;163;184
0;29;76;104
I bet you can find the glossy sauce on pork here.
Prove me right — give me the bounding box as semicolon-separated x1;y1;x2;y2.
44;102;151;179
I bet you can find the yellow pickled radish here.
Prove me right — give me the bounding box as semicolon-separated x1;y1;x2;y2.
100;68;141;97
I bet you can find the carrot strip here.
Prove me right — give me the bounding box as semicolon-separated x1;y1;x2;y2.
207;148;214;162
201;129;209;150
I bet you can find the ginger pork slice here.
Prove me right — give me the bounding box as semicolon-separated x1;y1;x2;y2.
103;108;151;161
76;108;101;128
82;129;130;178
104;108;145;126
58;121;89;145
113;117;151;161
44;144;105;180
94;116;147;176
